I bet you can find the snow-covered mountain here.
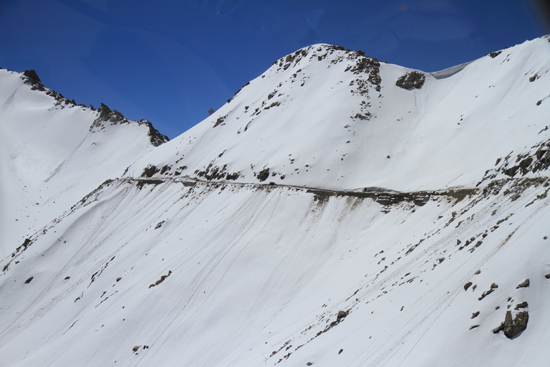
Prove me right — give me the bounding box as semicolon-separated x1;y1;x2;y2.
0;68;168;257
127;36;550;192
2;36;550;367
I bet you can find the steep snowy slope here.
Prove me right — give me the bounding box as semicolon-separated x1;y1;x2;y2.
126;36;550;192
1;177;549;367
2;36;550;367
0;68;168;257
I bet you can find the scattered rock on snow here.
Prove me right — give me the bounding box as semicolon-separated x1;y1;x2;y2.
213;115;226;128
149;271;172;288
529;74;539;82
515;302;528;310
478;284;498;300
337;310;348;321
516;279;530;288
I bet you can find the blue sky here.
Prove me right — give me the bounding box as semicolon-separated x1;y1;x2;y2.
0;0;546;138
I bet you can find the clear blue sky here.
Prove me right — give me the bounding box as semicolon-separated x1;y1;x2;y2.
0;0;546;138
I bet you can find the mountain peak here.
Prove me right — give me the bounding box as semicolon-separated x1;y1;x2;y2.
90;102;169;146
124;36;550;193
0;67;169;257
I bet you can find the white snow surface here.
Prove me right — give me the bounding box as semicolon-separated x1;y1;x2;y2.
0;69;163;257
127;37;550;192
2;36;550;367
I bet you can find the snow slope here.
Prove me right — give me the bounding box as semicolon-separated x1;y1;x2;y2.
0;68;168;257
126;36;550;193
1;178;549;367
2;36;550;367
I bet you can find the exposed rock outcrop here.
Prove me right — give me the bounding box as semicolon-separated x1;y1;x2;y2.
396;71;425;90
22;70;46;91
493;310;529;338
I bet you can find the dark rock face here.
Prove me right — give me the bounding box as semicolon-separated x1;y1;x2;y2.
141;120;169;147
257;168;270;182
22;70;46;91
110;110;124;123
19;69;77;107
493;311;529;338
195;163;240;181
226;172;240;180
396;71;426;90
141;165;160;178
98;103;113;121
136;179;164;189
480;140;550;183
159;165;171;175
89;103;112;131
504;311;529;338
90;103;169;147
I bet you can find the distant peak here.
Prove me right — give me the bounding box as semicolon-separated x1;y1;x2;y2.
19;69;82;107
91;103;169;147
13;67;170;148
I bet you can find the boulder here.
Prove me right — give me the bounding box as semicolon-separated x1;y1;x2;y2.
516;279;530;288
493;311;529;338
